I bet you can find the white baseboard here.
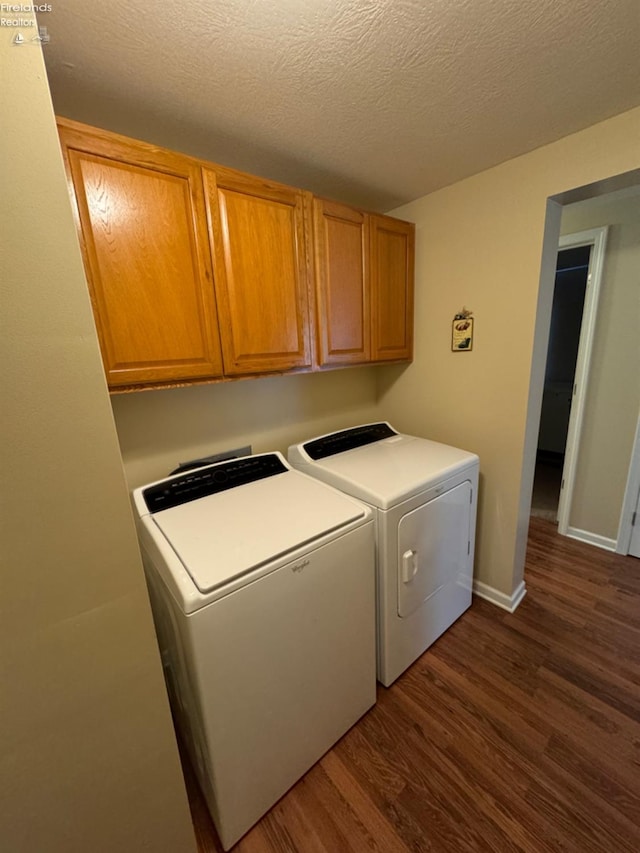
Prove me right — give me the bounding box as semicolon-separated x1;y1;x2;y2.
473;579;527;613
565;526;616;552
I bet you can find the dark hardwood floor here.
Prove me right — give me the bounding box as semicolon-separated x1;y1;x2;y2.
183;518;640;852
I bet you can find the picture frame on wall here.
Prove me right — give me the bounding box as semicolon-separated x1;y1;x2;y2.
452;316;473;351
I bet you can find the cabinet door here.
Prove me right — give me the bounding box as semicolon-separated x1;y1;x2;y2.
58;121;223;389
204;168;312;375
313;199;370;366
370;215;415;362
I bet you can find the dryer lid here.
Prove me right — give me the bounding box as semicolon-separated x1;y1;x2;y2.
150;465;365;593
298;432;478;509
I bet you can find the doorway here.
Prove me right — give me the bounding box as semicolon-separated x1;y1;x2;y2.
530;225;608;531
531;245;591;520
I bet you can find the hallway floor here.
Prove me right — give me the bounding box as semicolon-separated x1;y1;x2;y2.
531;457;563;521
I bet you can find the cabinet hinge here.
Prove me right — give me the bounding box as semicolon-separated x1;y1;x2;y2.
470;489;473;504
633;511;637;527
467;541;471;555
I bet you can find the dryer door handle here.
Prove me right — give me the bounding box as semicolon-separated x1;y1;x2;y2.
402;549;418;583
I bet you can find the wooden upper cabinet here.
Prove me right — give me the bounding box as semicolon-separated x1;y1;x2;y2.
313;199;370;366
58;119;223;388
370;214;415;362
203;167;312;375
57;118;414;391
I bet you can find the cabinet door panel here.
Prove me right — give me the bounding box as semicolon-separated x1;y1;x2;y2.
370;216;415;362
61;128;223;388
205;169;311;375
314;199;369;365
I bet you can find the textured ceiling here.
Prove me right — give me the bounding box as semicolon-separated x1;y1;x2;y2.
42;0;640;210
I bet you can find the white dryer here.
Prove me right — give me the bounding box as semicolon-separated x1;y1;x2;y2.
133;452;376;850
288;423;479;687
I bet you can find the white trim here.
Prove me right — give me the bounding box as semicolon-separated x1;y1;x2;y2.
565;527;616;552
473;579;527;613
616;413;640;554
557;226;608;536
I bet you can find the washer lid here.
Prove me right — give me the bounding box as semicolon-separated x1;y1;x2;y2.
300;433;478;509
151;466;365;593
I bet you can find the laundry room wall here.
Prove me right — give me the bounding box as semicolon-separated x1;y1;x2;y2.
560;190;640;541
1;27;196;853
376;107;640;603
111;367;381;488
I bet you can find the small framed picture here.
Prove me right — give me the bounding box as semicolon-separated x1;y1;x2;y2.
452;317;473;351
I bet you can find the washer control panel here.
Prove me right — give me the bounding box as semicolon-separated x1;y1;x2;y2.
143;454;286;513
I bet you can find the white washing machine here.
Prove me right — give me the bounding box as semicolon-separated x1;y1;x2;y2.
288;423;479;687
132;452;376;850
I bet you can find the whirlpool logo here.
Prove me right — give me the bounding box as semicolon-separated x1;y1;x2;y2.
291;559;310;574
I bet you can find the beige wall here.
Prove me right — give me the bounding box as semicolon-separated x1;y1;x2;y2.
380;107;640;598
0;29;196;853
112;368;380;488
560;191;640;540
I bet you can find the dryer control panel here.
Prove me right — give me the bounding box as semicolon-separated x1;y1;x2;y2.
143;454;287;513
303;423;397;460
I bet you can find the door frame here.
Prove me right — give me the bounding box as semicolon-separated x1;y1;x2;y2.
616;414;640;554
556;226;608;536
